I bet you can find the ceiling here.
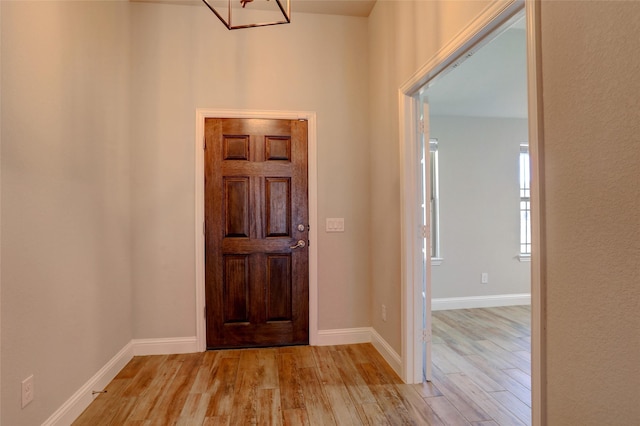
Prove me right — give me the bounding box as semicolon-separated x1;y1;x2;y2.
131;0;377;17
425;19;528;119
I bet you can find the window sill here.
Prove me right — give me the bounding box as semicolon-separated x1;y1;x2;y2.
517;254;531;262
431;258;444;266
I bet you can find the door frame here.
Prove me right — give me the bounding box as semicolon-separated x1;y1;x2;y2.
398;0;546;424
195;109;318;352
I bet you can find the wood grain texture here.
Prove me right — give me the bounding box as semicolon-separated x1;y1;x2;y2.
73;307;530;425
205;117;309;349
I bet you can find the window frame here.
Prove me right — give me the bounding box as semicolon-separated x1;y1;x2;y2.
519;143;531;261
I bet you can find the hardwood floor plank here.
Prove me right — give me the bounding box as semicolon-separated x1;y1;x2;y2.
430;367;493;423
323;384;364;425
433;343;504;392
356;362;415;425
446;373;526;426
282;408;311;426
126;358;182;421
178;392;210;421
114;356;148;380
394;383;445;425
257;388;283;426
490;390;532;425
204;356;239;418
203;415;230;426
228;368;260;425
425;395;471;426
298;367;337;425
278;352;306;410
330;349;377;404
73;308;531;426
356;402;391;425
291;345;317;368
502;368;531;390
120;355;168;398
148;353;202;421
411;381;443;398
189;350;220;394
313;346;346;385
463;354;531;407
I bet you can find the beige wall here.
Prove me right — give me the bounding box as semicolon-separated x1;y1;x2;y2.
1;1;132;424
129;3;371;337
367;0;492;355
540;1;640;423
430;116;530;299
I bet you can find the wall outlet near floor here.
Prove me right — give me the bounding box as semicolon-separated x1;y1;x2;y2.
481;272;489;284
22;375;34;408
381;304;387;322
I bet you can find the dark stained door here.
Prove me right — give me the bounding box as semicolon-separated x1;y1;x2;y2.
204;118;309;348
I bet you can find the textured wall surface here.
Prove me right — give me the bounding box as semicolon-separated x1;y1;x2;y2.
541;1;640;423
367;0;493;355
430;116;530;299
1;2;132;424
129;3;371;336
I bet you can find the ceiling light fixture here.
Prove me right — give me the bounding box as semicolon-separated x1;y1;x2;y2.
201;0;291;30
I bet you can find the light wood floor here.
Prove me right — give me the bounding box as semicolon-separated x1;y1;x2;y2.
73;306;531;425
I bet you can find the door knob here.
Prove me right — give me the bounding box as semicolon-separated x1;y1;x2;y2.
290;240;306;249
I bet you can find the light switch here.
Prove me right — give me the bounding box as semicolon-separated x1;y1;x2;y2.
326;218;345;232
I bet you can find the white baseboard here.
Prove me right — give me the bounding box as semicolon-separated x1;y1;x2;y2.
132;336;199;356
432;293;531;311
42;342;134;426
43;337;198;425
315;327;372;346
315;327;402;378
370;328;403;377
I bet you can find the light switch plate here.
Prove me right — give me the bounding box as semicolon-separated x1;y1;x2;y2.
326;218;345;232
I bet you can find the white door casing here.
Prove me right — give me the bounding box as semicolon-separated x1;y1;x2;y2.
195;109;319;352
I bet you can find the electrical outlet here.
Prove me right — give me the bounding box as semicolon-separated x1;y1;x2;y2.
22;375;34;408
381;304;387;322
481;272;489;284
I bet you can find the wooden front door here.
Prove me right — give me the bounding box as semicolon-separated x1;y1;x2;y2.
204;118;309;349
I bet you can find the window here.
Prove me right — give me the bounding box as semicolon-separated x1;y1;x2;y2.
429;139;441;260
519;144;531;257
421;138;441;264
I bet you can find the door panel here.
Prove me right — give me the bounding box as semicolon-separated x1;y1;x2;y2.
265;177;291;237
266;254;292;320
205;117;309;349
224;177;250;237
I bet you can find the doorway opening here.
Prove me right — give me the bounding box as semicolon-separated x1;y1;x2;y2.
399;0;544;423
194;109;320;351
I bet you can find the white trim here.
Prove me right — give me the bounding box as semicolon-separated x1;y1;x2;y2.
131;337;199;356
399;89;424;384
432;293;531;311
41;342;134;426
399;0;533;386
370;328;403;378
526;0;547;423
431;257;443;266
316;327;372;346
195;109;319;350
316;327;402;377
517;254;532;262
399;1;525;95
